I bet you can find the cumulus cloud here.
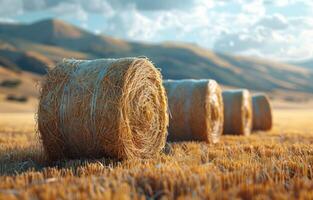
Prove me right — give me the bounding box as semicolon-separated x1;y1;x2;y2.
104;5;159;40
0;0;23;17
256;14;289;30
0;0;200;14
0;0;313;61
50;2;88;22
241;0;265;17
106;0;199;11
213;12;313;61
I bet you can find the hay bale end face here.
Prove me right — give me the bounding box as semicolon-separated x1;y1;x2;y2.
38;58;168;161
164;79;224;143
252;94;272;131
222;89;252;136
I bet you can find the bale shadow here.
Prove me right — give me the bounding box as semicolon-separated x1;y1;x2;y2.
0;146;122;176
0;146;44;175
0;141;175;176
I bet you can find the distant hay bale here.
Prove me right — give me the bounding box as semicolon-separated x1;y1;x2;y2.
222;89;252;136
38;58;168;161
252;94;272;131
163;79;224;143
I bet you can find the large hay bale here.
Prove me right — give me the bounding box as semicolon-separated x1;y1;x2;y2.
163;79;224;143
38;58;168;161
252;94;272;131
222;89;252;135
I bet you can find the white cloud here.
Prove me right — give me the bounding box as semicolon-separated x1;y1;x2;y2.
257;14;289;30
82;0;114;14
271;0;291;7
99;1;313;61
213;13;313;61
0;0;23;17
50;2;88;22
0;0;313;61
104;5;159;41
241;0;265;17
0;17;17;23
23;0;46;11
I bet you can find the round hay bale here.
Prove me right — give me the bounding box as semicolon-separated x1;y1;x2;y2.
252;94;272;131
38;57;168;161
163;79;224;143
222;89;252;136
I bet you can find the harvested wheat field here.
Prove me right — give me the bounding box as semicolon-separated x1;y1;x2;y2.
1;102;313;199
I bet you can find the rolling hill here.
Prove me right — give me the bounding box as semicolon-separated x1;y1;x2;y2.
0;18;312;97
293;59;313;71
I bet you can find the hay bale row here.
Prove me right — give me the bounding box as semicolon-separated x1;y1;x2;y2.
163;79;223;143
38;57;273;161
38;58;168;161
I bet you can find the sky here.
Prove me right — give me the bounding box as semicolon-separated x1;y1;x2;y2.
0;0;313;62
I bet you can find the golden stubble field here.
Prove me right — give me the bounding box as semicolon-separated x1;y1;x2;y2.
0;103;313;199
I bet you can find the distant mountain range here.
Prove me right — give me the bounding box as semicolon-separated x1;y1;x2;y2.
293;59;313;71
0;18;312;93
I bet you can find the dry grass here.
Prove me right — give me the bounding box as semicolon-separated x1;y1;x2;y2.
1;106;313;199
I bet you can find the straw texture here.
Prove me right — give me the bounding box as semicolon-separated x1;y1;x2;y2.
163;79;224;143
252;94;272;131
222;89;252;136
38;57;168;161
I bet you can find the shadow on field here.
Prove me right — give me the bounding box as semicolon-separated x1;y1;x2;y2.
0;142;173;176
0;146;123;176
0;146;44;175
